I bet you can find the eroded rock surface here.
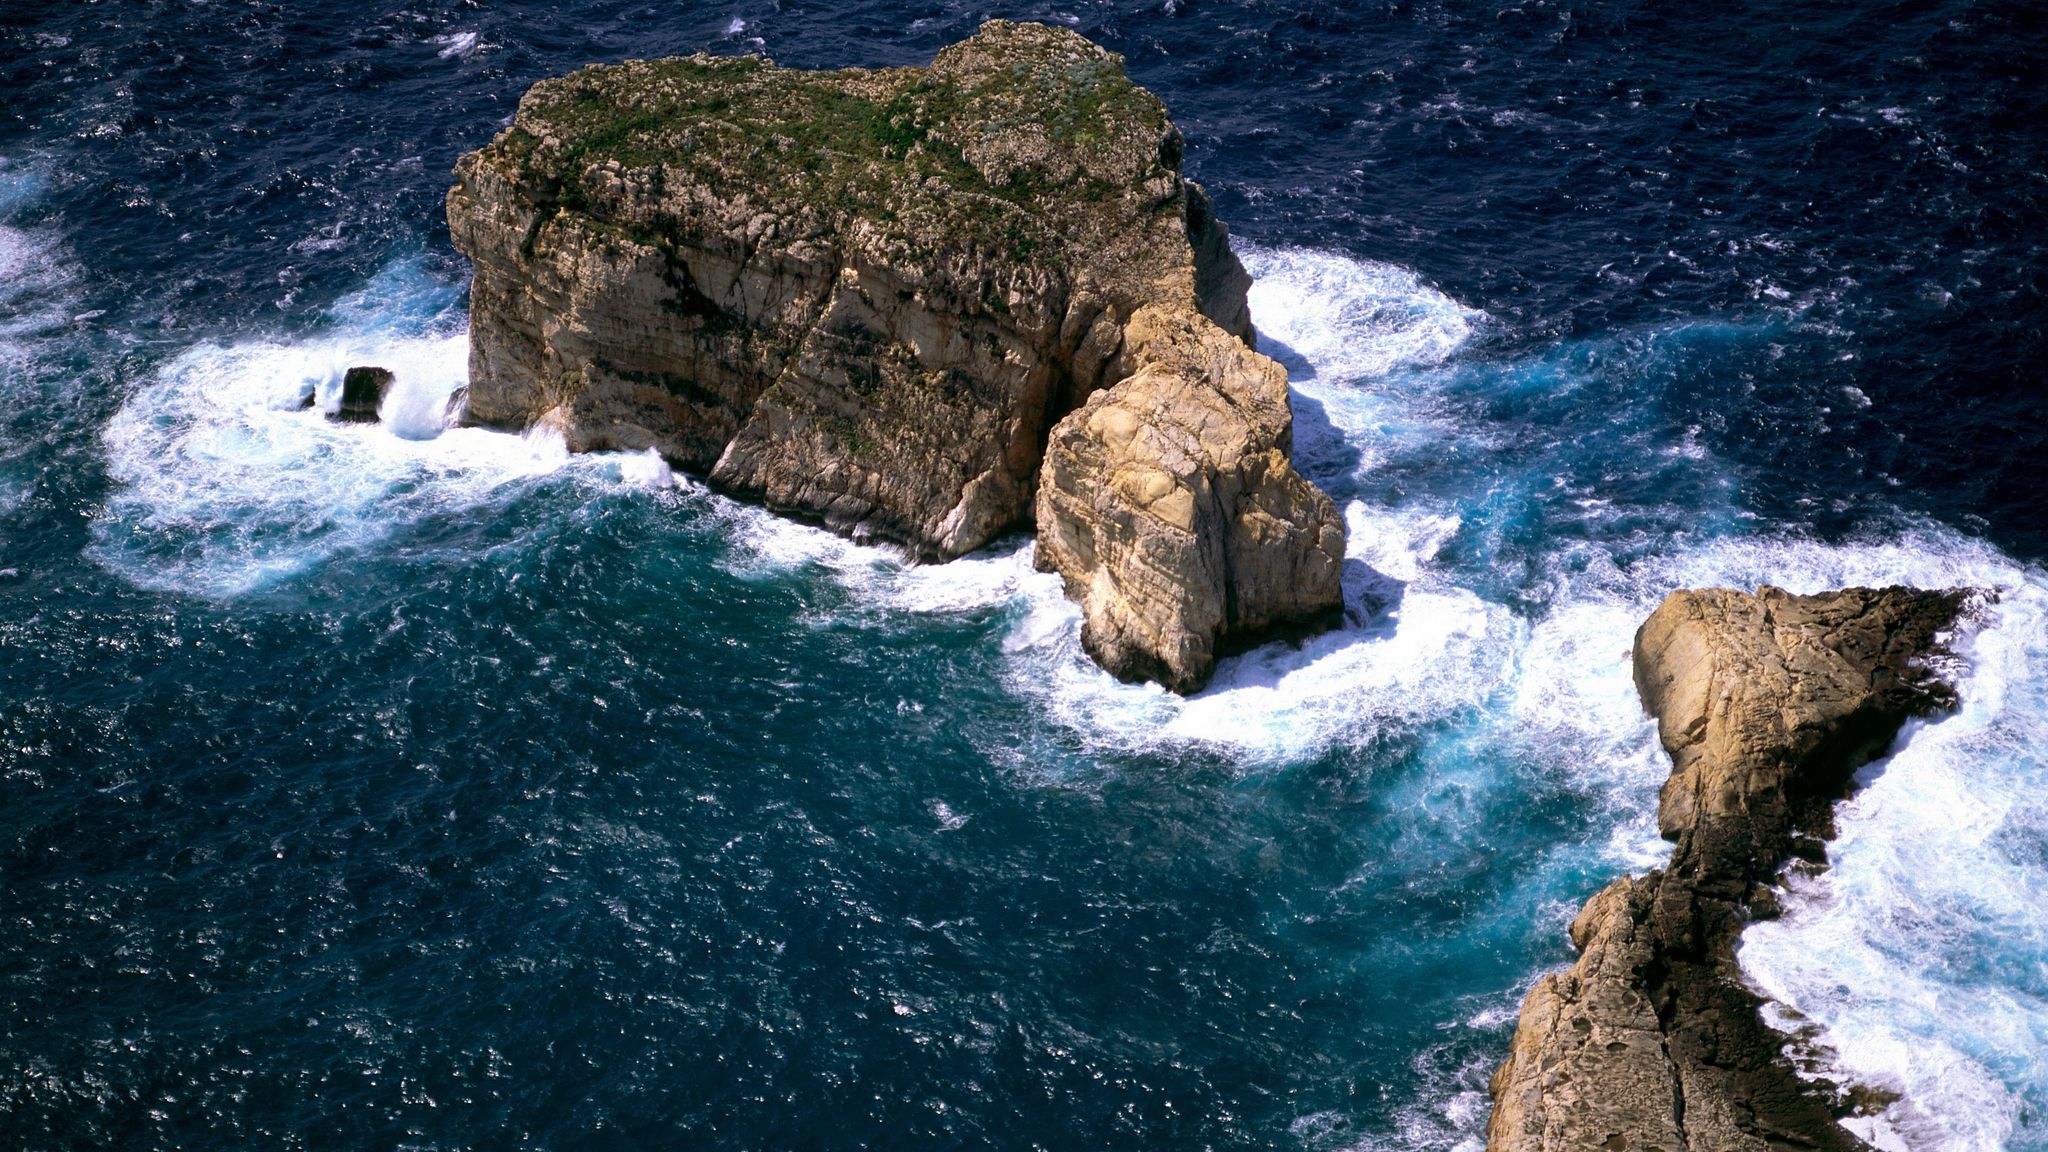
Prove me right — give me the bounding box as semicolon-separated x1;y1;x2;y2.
1034;306;1343;691
447;19;1342;690
1487;585;1969;1152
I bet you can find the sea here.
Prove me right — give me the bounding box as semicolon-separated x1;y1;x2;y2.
2;2;2044;1149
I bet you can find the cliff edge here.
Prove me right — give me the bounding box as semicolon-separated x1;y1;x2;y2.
1487;585;1969;1152
447;21;1343;691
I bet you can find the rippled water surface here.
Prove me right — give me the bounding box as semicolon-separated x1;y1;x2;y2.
2;2;2044;1149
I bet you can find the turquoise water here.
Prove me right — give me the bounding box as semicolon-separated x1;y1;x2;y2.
4;237;2035;1148
5;2;2047;1148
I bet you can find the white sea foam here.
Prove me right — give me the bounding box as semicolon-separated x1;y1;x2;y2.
0;163;83;518
1242;246;1489;474
72;234;2045;1147
85;252;710;594
693;485;1047;618
1340;1034;1499;1152
687;241;2043;1149
1737;556;2048;1152
91;333;559;594
684;247;2045;1011
683;247;1507;762
995;501;1520;762
431;31;481;59
690;483;1525;765
950;250;1509;767
0;223;77;348
1240;245;1481;382
1503;518;2048;1150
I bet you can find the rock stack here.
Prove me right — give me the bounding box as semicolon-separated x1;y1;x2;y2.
331;366;392;424
447;20;1343;691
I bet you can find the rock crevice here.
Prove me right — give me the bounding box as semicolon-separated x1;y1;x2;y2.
448;20;1342;691
1486;585;1970;1152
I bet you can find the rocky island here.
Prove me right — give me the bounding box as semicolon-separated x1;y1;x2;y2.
1487;585;1971;1152
447;21;1344;692
445;29;1984;1140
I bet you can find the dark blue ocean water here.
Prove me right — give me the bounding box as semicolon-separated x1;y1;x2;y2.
2;2;2045;1149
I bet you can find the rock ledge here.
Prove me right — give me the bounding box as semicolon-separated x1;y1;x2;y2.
1486;585;1970;1152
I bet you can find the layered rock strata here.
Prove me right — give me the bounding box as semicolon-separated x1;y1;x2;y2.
447;21;1343;691
1034;306;1344;690
1488;585;1970;1152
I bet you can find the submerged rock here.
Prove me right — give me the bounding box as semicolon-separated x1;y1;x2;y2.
1487;585;1970;1152
331;366;393;424
446;19;1343;691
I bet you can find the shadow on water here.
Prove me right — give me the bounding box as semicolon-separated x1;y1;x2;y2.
1259;331;1317;382
1260;332;1368;500
1342;557;1404;638
1201;555;1409;695
1284;388;1364;503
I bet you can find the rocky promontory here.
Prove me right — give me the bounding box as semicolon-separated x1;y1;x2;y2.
447;21;1343;691
1487;585;1970;1152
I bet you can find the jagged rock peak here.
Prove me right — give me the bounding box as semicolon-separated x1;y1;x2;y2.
447;20;1343;691
1486;584;1971;1152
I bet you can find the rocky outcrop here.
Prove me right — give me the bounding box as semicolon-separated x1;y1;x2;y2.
1034;306;1344;690
1487;585;1970;1152
332;366;392;423
447;21;1342;691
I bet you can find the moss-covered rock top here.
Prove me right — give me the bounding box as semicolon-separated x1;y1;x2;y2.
482;20;1188;282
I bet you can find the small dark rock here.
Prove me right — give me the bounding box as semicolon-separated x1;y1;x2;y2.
1788;833;1830;864
1746;884;1783;921
331;366;393;424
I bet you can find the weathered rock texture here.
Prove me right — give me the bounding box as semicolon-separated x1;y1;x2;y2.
1034;306;1343;690
447;21;1342;691
1488;585;1970;1152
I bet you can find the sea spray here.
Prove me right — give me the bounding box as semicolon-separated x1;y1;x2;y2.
7;4;2047;1148
1742;567;2048;1152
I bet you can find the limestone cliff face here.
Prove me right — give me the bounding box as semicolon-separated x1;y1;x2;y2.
448;20;1342;690
1034;306;1343;692
1487;586;1969;1152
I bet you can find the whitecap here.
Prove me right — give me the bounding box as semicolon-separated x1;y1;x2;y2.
432;31;481;59
89;332;581;595
612;447;678;489
1738;556;2048;1152
84;253;692;595
1239;244;1481;382
688;483;1040;618
963;498;1521;766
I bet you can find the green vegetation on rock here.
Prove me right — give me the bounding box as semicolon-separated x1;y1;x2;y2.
485;22;1176;270
448;20;1341;693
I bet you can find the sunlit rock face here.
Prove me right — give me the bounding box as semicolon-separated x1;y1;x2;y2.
449;19;1343;690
